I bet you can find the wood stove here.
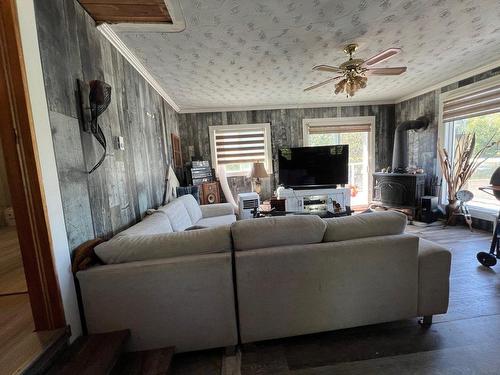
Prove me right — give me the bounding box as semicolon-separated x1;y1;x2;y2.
371;116;430;217
373;172;425;209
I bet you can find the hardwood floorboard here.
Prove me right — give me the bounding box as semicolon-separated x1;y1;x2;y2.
170;223;500;375
290;342;500;375
46;330;130;375
0;226;27;296
0;294;65;375
170;348;223;375
112;347;175;375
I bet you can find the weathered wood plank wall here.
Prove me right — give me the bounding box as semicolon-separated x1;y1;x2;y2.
179;105;396;199
34;0;180;251
396;66;500;231
395;66;500;193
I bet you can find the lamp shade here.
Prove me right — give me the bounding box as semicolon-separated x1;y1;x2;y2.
248;162;269;179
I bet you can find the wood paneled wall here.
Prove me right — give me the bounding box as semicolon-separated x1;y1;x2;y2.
179;105;396;199
34;0;180;251
395;91;439;190
395;66;500;193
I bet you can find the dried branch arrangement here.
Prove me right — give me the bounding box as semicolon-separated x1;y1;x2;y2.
438;132;499;209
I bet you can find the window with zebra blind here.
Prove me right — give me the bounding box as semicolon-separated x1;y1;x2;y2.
209;123;272;176
440;78;500;220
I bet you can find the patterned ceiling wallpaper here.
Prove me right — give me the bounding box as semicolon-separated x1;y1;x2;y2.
116;0;500;110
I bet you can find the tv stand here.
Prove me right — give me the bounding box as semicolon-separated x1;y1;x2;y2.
289;184;339;190
276;187;351;214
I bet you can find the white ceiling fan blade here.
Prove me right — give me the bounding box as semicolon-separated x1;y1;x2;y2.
303;76;341;92
363;48;401;67
312;65;344;73
366;67;407;75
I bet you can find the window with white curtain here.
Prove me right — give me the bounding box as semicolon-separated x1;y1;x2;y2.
441;81;500;215
209;123;272;176
303;117;375;209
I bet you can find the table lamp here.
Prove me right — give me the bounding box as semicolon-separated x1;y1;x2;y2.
248;162;268;195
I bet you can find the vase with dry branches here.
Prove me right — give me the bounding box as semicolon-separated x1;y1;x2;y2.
438;132;499;224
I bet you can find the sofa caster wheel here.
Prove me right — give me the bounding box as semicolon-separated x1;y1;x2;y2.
419;315;433;327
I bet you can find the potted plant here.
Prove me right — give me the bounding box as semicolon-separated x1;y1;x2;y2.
438;132;499;224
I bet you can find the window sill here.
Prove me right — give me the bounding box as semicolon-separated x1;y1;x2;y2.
468;204;499;223
225;171;250;178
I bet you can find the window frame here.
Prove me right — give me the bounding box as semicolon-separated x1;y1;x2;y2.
438;75;500;225
302;116;376;204
209;123;273;177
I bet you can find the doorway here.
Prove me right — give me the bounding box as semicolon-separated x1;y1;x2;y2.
0;0;68;372
0;135;34;373
0;139;26;297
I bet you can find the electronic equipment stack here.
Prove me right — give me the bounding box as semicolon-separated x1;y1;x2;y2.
186;160;213;186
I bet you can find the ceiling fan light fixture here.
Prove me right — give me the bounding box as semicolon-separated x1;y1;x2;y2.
304;44;406;98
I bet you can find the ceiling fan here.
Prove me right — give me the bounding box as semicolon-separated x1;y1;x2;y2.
304;43;407;97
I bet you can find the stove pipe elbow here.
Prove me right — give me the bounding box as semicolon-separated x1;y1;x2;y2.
392;116;430;173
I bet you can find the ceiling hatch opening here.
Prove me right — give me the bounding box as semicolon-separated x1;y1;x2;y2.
78;0;185;32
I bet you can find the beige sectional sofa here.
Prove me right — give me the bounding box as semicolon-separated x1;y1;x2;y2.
77;209;451;353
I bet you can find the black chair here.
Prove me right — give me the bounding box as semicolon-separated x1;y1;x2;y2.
476;166;500;267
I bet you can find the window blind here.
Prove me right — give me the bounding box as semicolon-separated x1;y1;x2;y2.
443;84;500;122
214;129;266;165
307;123;371;134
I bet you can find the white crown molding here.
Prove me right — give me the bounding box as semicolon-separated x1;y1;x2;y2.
97;24;181;112
177;99;397;114
110;0;186;33
395;58;500;103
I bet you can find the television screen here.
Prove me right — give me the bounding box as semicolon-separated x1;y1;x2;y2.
278;145;349;188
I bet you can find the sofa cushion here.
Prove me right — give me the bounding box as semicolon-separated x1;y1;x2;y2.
231;215;327;251
323;211;407;242
201;203;235;218
94;225;233;264
197;214;237;228
115;212;173;237
158;199;193;231
178;194;203;223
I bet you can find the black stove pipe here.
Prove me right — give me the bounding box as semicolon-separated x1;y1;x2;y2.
392;116;430;173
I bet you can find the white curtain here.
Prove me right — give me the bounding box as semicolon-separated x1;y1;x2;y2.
217;166;239;211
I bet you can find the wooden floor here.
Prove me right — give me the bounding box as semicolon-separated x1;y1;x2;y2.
170;223;500;375
0;294;65;375
0;226;66;374
0;226;27;296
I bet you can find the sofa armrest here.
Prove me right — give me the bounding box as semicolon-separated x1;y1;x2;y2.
201;203;235;218
76;252;238;352
417;238;452;316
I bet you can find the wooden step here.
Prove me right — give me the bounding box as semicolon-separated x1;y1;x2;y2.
22;327;69;375
46;330;130;375
111;347;175;375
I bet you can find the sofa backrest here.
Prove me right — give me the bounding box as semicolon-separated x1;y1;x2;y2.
158;198;194;231
231;215;327;251
177;194;203;223
95;225;233;264
115;211;173;237
323;211;407;242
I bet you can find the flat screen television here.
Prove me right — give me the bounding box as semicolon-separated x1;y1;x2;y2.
278;145;349;189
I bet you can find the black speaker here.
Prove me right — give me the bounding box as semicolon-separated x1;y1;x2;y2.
421;196;438;223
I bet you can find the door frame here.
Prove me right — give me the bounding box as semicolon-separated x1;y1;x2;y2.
0;0;66;330
302;116;376;205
